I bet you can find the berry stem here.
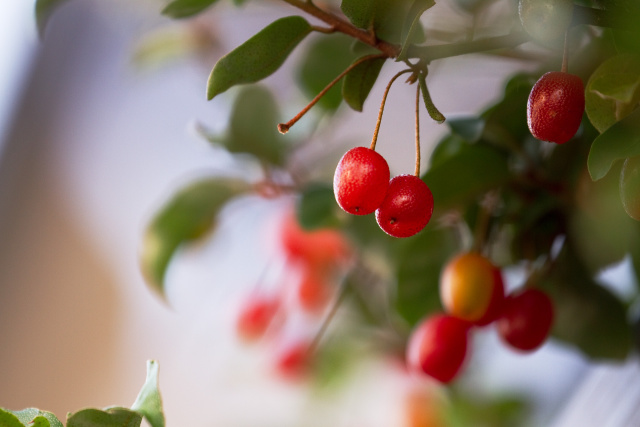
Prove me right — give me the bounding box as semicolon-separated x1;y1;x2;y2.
561;30;569;73
308;275;350;354
414;83;421;177
278;54;387;134
370;69;413;150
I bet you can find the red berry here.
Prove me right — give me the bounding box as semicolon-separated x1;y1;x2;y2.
274;341;312;379
527;71;585;144
236;294;280;341
334;147;390;215
407;314;471;383
280;209;351;268
296;269;333;313
375;175;434;238
497;288;554;352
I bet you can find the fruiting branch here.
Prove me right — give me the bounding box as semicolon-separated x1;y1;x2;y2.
278;54;387;134
370;69;413;151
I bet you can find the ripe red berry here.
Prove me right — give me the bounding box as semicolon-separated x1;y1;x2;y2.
334;147;390;215
440;253;505;325
280;209;351;268
296;269;333;314
527;71;585;144
236;294;280;341
274;341;312;379
497;288;554;352
407;314;471;383
375;175;434;238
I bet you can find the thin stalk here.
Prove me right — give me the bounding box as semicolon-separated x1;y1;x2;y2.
561;30;569;73
370;69;414;150
308;277;350;353
278;54;387;134
414;83;421;177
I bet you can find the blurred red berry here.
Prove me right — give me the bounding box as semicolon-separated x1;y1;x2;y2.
236;294;280;341
497;288;554;352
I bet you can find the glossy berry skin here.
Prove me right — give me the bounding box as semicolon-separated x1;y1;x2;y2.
407;314;471;383
527;71;585;144
497;288;554;352
236;294;280;341
334;147;390;215
440;253;505;325
375;175;434;238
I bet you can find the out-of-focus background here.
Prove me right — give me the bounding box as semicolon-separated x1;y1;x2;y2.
0;1;637;426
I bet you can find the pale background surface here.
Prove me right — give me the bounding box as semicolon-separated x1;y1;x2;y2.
0;1;635;426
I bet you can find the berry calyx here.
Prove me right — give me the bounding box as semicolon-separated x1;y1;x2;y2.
407;314;471;383
527;71;585;144
333;146;390;215
497;288;554;352
375;175;434;238
440;253;505;325
236;294;281;341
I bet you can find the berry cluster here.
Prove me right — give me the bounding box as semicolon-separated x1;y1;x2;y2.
234;208;351;379
407;252;555;383
334;147;434;238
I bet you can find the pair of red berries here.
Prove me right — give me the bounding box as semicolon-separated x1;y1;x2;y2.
333;147;434;238
528;71;585;144
408;253;555;383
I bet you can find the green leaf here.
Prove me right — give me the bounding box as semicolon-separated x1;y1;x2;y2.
131;361;164;427
587;108;640;181
341;0;377;29
297;183;341;230
429;134;466;167
447;117;485;143
394;226;458;326
620;156;640;221
67;408;142;427
585;54;640;133
140;178;250;294
35;0;70;38
224;85;288;166
397;0;435;61
419;74;445;124
297;34;358;112
7;409;63;427
342;55;386;112
422;144;510;209
545;244;633;360
207;16;312;100
0;409;28;427
161;0;220;19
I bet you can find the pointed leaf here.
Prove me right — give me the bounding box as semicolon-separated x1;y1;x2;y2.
131;361;164;427
9;409;63;427
342;55;386;112
423;144;509;209
35;0;70;38
67;408;142;427
585;54;640;133
297;34;358;112
161;0;220;19
207;16;312;100
341;0;377;29
140;178;251;294
225;85;288;166
397;0;435;61
587;108;640;181
447;117;485;143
